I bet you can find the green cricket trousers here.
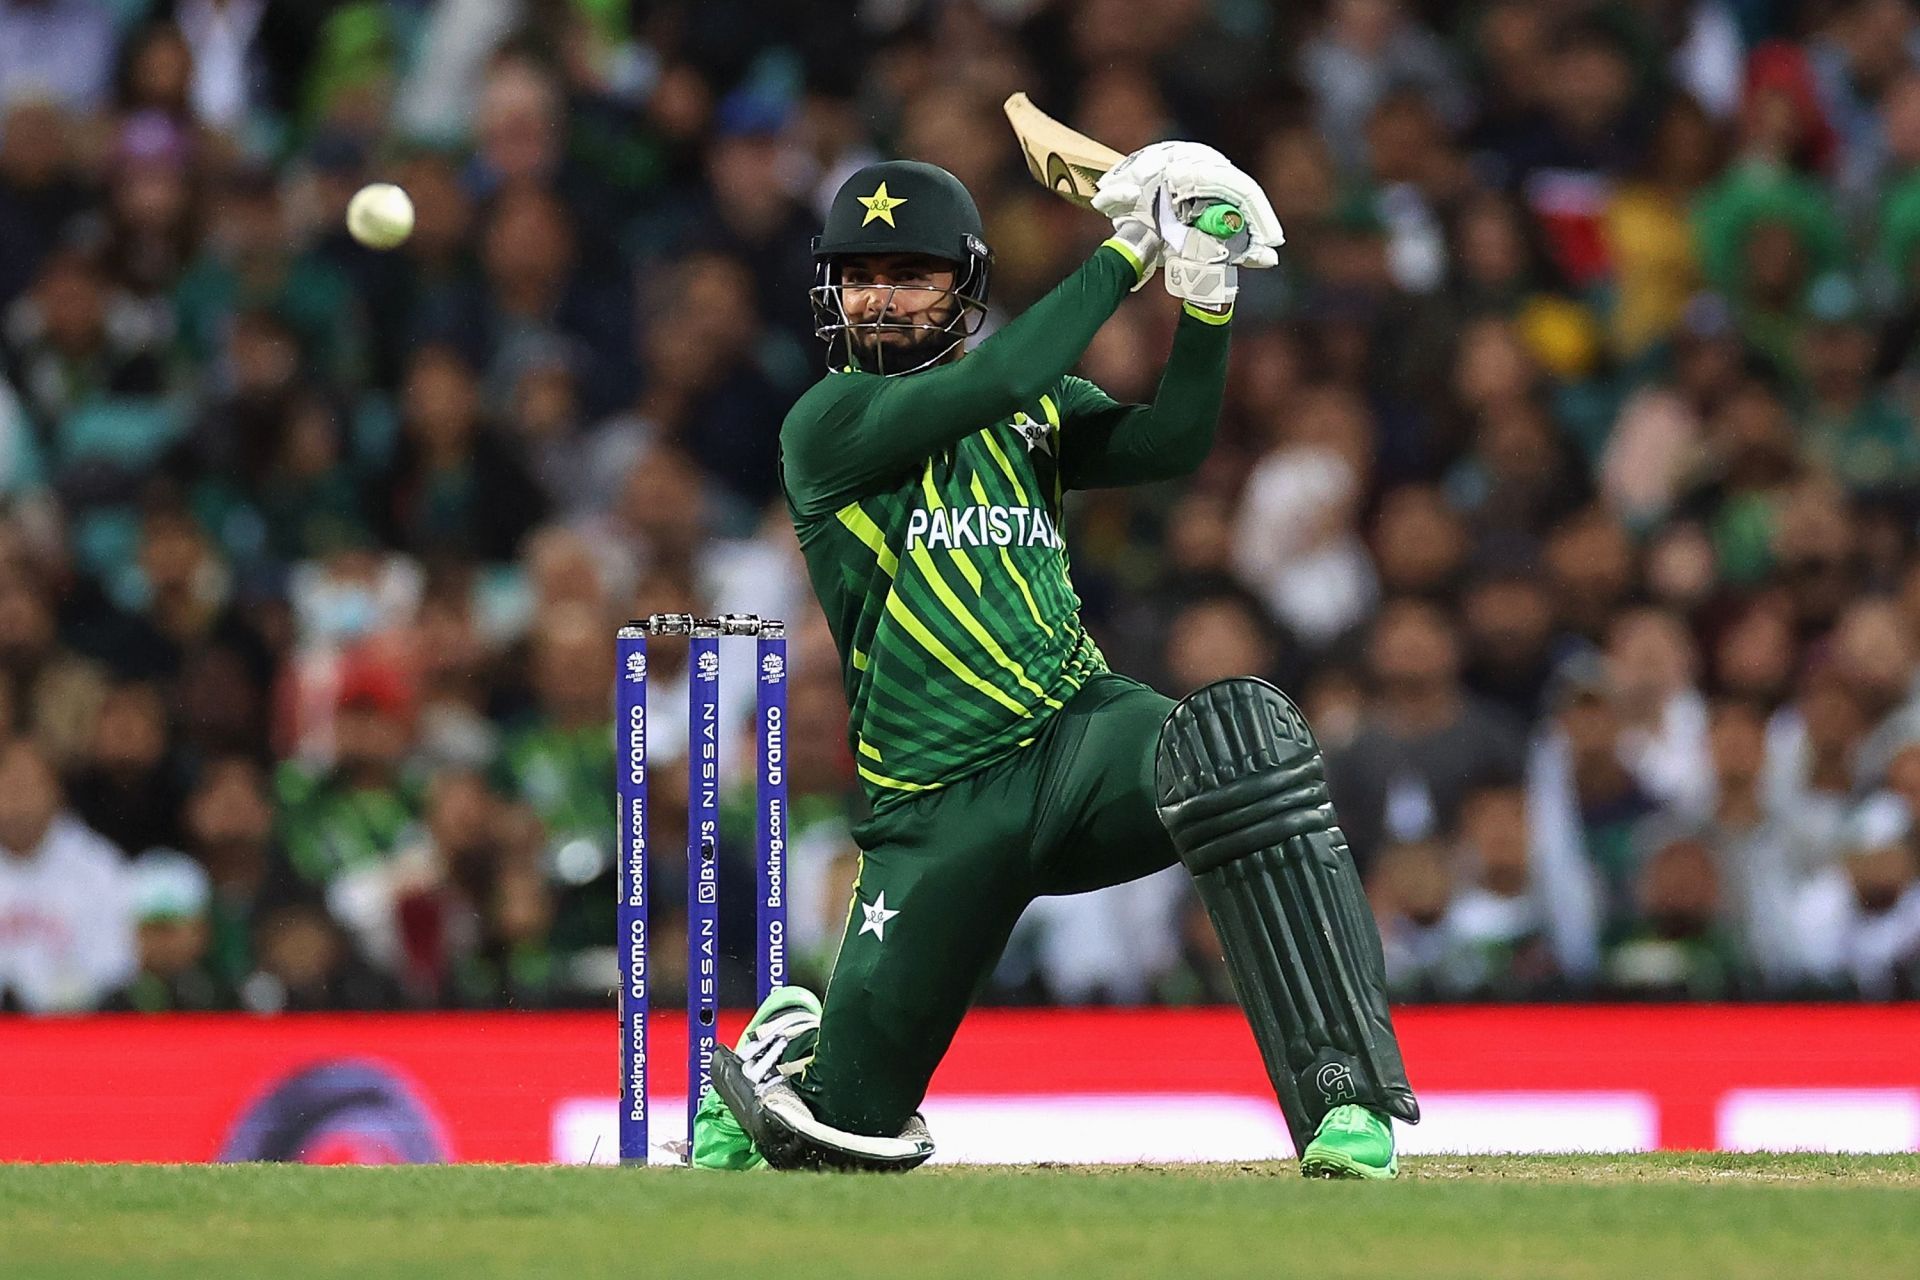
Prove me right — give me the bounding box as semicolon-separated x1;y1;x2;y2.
794;672;1179;1135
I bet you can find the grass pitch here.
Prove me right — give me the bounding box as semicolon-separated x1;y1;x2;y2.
4;1155;1917;1279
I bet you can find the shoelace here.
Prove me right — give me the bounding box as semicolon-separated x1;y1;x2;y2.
1326;1106;1375;1135
741;1009;821;1090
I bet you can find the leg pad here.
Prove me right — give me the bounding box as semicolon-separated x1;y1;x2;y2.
1156;678;1419;1151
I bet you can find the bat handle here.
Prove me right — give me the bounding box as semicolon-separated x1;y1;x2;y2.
1193;203;1244;239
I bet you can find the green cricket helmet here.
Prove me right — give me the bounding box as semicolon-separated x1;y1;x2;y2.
811;160;994;374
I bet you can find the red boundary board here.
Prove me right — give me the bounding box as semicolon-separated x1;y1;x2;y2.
2;1005;1917;1161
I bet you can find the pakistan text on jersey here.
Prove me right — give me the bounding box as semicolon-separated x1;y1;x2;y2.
903;504;1064;551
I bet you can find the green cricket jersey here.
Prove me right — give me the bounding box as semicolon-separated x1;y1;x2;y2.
782;242;1233;807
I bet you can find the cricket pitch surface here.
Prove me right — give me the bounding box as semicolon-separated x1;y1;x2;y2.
5;1155;1917;1279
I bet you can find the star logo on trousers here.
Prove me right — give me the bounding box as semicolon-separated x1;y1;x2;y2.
859;892;900;941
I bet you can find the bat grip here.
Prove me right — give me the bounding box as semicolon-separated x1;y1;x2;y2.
1193;203;1244;239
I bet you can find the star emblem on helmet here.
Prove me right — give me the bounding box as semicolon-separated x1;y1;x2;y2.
857;182;907;227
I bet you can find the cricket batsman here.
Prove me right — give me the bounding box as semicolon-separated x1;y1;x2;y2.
695;146;1419;1177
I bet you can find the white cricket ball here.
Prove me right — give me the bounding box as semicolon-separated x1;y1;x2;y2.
346;182;415;250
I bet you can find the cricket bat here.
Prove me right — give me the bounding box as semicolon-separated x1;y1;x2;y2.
1002;91;1242;239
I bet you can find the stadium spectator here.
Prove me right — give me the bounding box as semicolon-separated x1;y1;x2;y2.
1789;792;1920;997
0;0;118;117
103;847;229;1012
1543;505;1637;641
1766;664;1870;874
1370;484;1469;600
175;166;360;384
1458;560;1560;722
492;603;616;955
150;0;326;137
0;100;89;310
242;896;398;1012
5;248;171;445
467;182;633;419
1601;294;1743;526
1372;782;1561;1001
1603;606;1713;816
1695;697;1804;989
1301;0;1467;175
1447;782;1561;996
1160;587;1289;697
180;753;280;990
274;656;421;888
1373;838;1471;1000
5;0;1920;1017
407;571;499;770
1605;828;1748;999
1328;598;1525;873
0;735;134;1011
374;344;548;564
0;555;108;767
622;249;792;509
64;678;183;857
1231;383;1377;648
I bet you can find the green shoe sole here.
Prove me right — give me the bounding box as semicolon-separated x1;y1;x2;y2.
1299;1148;1398;1180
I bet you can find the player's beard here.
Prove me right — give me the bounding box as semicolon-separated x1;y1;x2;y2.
846;318;963;375
842;285;969;375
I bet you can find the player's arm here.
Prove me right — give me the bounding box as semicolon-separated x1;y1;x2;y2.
1057;302;1232;489
783;239;1150;513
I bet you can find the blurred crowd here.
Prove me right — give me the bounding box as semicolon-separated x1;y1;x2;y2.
2;0;1919;1016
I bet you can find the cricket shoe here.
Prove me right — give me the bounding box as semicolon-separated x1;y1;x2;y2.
1298;1104;1398;1180
690;985;822;1171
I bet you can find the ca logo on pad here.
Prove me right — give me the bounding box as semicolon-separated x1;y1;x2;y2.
1315;1062;1357;1106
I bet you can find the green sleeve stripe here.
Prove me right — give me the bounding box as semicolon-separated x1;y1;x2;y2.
968;473;1054;638
918;463;985;592
1100;236;1145;275
979;432;1033;505
904;538;1063;710
836;502;898;576
883;592;1032;716
851;648;868;671
857;762;942;792
857;736;884;761
1181;301;1233;325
